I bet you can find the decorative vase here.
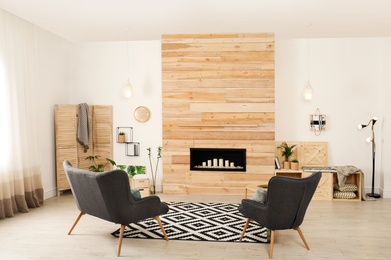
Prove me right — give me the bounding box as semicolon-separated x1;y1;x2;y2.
151;185;156;195
283;161;291;169
118;135;125;143
291;162;299;170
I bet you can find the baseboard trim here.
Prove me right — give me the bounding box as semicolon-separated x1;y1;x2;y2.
44;188;57;200
381;188;390;199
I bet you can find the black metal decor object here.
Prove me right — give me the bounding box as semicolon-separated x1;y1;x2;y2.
358;117;381;198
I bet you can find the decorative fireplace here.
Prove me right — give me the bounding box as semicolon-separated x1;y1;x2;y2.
190;148;246;172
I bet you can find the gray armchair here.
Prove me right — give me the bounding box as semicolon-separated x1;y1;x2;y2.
63;160;169;257
239;172;321;259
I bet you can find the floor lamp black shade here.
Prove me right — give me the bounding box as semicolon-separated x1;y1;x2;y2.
358;117;381;198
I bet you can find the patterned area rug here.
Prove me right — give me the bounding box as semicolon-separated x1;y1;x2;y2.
111;201;269;243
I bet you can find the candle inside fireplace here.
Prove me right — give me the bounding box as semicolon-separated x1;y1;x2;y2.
207;160;212;167
213;159;218;167
219;159;223;167
189;148;246;171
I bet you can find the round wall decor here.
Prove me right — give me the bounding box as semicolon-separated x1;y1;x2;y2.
134;106;150;122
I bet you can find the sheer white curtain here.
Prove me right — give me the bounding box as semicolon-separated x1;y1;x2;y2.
0;10;43;219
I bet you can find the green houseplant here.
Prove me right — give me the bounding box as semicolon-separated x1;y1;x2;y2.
291;159;299;170
126;165;146;177
85;155;116;172
277;142;297;169
118;131;126;143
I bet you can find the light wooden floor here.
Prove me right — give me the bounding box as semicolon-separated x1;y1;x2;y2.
1;192;390;259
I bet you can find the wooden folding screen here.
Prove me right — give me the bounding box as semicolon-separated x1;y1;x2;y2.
54;104;112;196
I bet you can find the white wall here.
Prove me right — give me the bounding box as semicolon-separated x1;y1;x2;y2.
35;28;71;199
381;38;391;198
69;41;164;191
35;31;391;198
275;38;387;196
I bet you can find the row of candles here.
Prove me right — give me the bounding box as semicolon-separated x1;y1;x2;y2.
199;158;236;168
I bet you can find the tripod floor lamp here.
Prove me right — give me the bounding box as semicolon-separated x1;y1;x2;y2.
358;117;381;198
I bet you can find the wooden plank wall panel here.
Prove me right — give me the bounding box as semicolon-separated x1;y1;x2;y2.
162;33;275;195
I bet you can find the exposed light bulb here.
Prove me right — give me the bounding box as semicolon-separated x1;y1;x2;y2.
123;80;133;98
358;124;367;129
303;81;313;100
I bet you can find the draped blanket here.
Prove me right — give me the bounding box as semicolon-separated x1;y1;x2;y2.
77;103;90;152
332;165;361;187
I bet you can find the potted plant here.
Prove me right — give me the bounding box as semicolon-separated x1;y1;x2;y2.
277;141;297;169
118;132;126;143
126;165;146;177
85;155;116;172
116;165;127;170
291;159;299;170
147;146;162;194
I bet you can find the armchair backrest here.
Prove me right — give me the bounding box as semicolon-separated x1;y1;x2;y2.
265;172;321;230
63;160;134;224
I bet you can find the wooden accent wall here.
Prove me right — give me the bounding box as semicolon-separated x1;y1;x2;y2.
162;33;275;195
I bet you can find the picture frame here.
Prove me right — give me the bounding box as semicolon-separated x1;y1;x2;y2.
274;157;281;169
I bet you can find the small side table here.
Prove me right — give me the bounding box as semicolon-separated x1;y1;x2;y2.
129;177;150;197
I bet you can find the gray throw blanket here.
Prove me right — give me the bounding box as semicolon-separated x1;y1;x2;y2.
77;103;90;152
332;165;361;188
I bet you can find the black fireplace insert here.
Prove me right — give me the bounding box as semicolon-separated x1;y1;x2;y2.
190;148;246;172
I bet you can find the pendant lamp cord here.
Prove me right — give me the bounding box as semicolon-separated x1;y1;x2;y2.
307;39;310;82
127;29;130;82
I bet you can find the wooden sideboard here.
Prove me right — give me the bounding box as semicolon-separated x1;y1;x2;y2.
274;142;361;201
130;177;151;198
274;169;361;201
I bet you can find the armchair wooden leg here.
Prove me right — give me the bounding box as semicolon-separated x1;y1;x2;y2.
117;224;126;257
269;230;275;259
154;216;169;241
294;227;310;250
68;212;85;235
239;218;251;241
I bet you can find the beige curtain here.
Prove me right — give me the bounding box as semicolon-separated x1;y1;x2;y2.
0;10;43;219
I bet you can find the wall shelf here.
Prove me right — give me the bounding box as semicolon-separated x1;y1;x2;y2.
125;142;140;156
116;127;140;156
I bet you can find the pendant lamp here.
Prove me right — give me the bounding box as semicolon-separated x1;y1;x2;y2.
303;39;313;100
303;80;313;100
123;28;133;98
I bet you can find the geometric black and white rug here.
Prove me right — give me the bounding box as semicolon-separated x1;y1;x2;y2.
111;202;269;243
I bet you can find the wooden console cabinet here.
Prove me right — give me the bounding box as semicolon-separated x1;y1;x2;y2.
274;170;361;201
274;142;361;201
302;171;333;201
130;178;151;197
332;172;362;202
275;170;332;200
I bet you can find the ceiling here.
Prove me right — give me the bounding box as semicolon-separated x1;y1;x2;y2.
1;0;391;43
